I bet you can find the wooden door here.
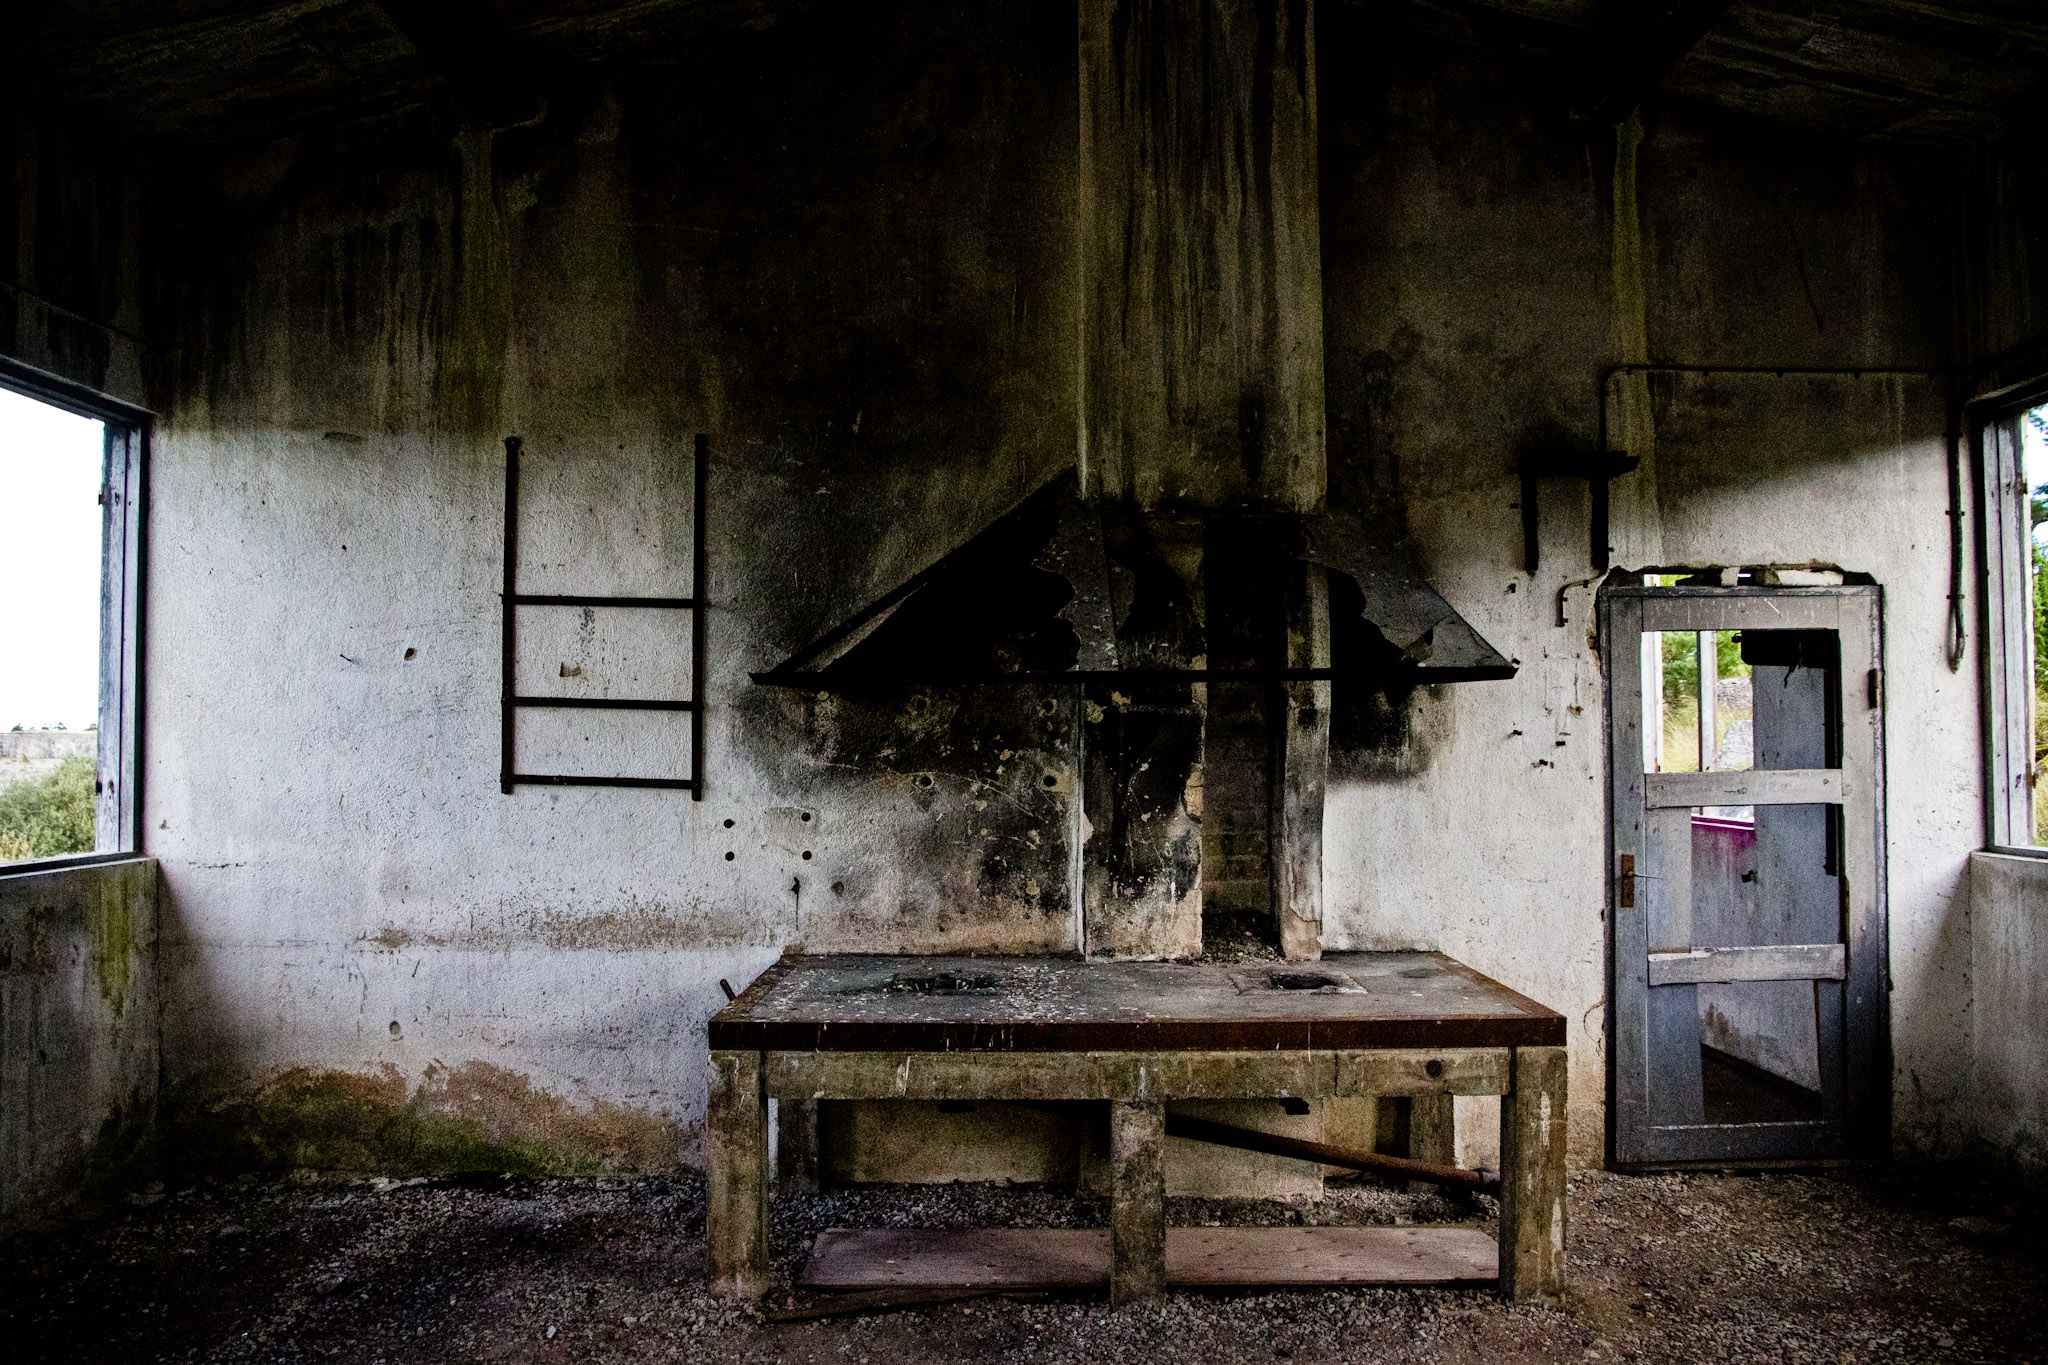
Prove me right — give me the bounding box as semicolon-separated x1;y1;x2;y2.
1603;585;1886;1164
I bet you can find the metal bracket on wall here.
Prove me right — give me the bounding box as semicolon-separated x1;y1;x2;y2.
1520;448;1640;575
498;433;707;797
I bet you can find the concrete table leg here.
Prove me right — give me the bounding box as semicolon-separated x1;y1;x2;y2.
707;1049;771;1300
1498;1045;1568;1304
777;1097;821;1193
1109;1099;1166;1306
1410;1091;1459;1197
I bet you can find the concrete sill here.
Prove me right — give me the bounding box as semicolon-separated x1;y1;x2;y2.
0;850;150;880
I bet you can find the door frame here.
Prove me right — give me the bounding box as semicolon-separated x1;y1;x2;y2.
1601;583;1889;1168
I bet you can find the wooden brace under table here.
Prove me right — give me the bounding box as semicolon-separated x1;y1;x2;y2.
706;953;1568;1306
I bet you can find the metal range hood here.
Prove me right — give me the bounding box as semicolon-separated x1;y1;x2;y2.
752;469;1515;691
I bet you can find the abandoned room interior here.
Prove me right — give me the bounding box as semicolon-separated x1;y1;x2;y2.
3;0;2047;1360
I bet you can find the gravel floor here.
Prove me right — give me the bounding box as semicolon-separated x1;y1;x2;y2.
2;1166;2041;1363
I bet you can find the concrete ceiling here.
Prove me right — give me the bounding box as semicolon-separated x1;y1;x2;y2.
5;0;789;145
1408;0;2048;141
7;0;2046;149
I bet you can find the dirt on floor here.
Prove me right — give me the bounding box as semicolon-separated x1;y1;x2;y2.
2;1165;2042;1364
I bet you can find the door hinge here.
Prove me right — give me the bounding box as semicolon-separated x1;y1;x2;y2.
1617;853;1635;908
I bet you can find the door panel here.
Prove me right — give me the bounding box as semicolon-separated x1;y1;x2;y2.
1604;586;1885;1165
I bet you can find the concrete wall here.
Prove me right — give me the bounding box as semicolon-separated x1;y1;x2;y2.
1;77;148;406
1967;852;2048;1186
0;7;2034;1180
1315;17;1971;1165
1;95;163;1216
1;731;98;762
143;2;1083;1167
0;857;159;1224
145;14;1980;1171
1;731;97;791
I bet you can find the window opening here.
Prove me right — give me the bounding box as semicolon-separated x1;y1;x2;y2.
1983;396;2048;847
0;388;102;861
1642;607;1758;827
2025;403;2048;845
0;374;141;867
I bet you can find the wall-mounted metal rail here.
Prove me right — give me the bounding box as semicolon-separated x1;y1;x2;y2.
499;433;707;798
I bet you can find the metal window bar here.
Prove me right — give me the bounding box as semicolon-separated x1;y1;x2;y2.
499;433;707;798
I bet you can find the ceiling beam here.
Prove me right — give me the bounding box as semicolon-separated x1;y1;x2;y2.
1573;0;1739;125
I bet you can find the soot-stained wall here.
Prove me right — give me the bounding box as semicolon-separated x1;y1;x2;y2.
1;85;146;404
142;1;1085;1160
1315;16;1973;1164
4;5;2033;1176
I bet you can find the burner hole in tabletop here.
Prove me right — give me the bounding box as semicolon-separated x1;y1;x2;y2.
884;971;1001;995
1268;970;1349;991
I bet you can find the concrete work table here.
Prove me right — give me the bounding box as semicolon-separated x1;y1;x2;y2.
706;952;1568;1305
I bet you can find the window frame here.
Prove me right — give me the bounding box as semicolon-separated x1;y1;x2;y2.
0;355;150;873
1977;375;2048;855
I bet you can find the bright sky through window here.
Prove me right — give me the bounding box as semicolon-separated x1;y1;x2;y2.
0;387;104;731
2028;402;2048;550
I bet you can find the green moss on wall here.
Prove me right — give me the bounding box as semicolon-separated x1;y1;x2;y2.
90;876;133;1019
165;1061;682;1179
